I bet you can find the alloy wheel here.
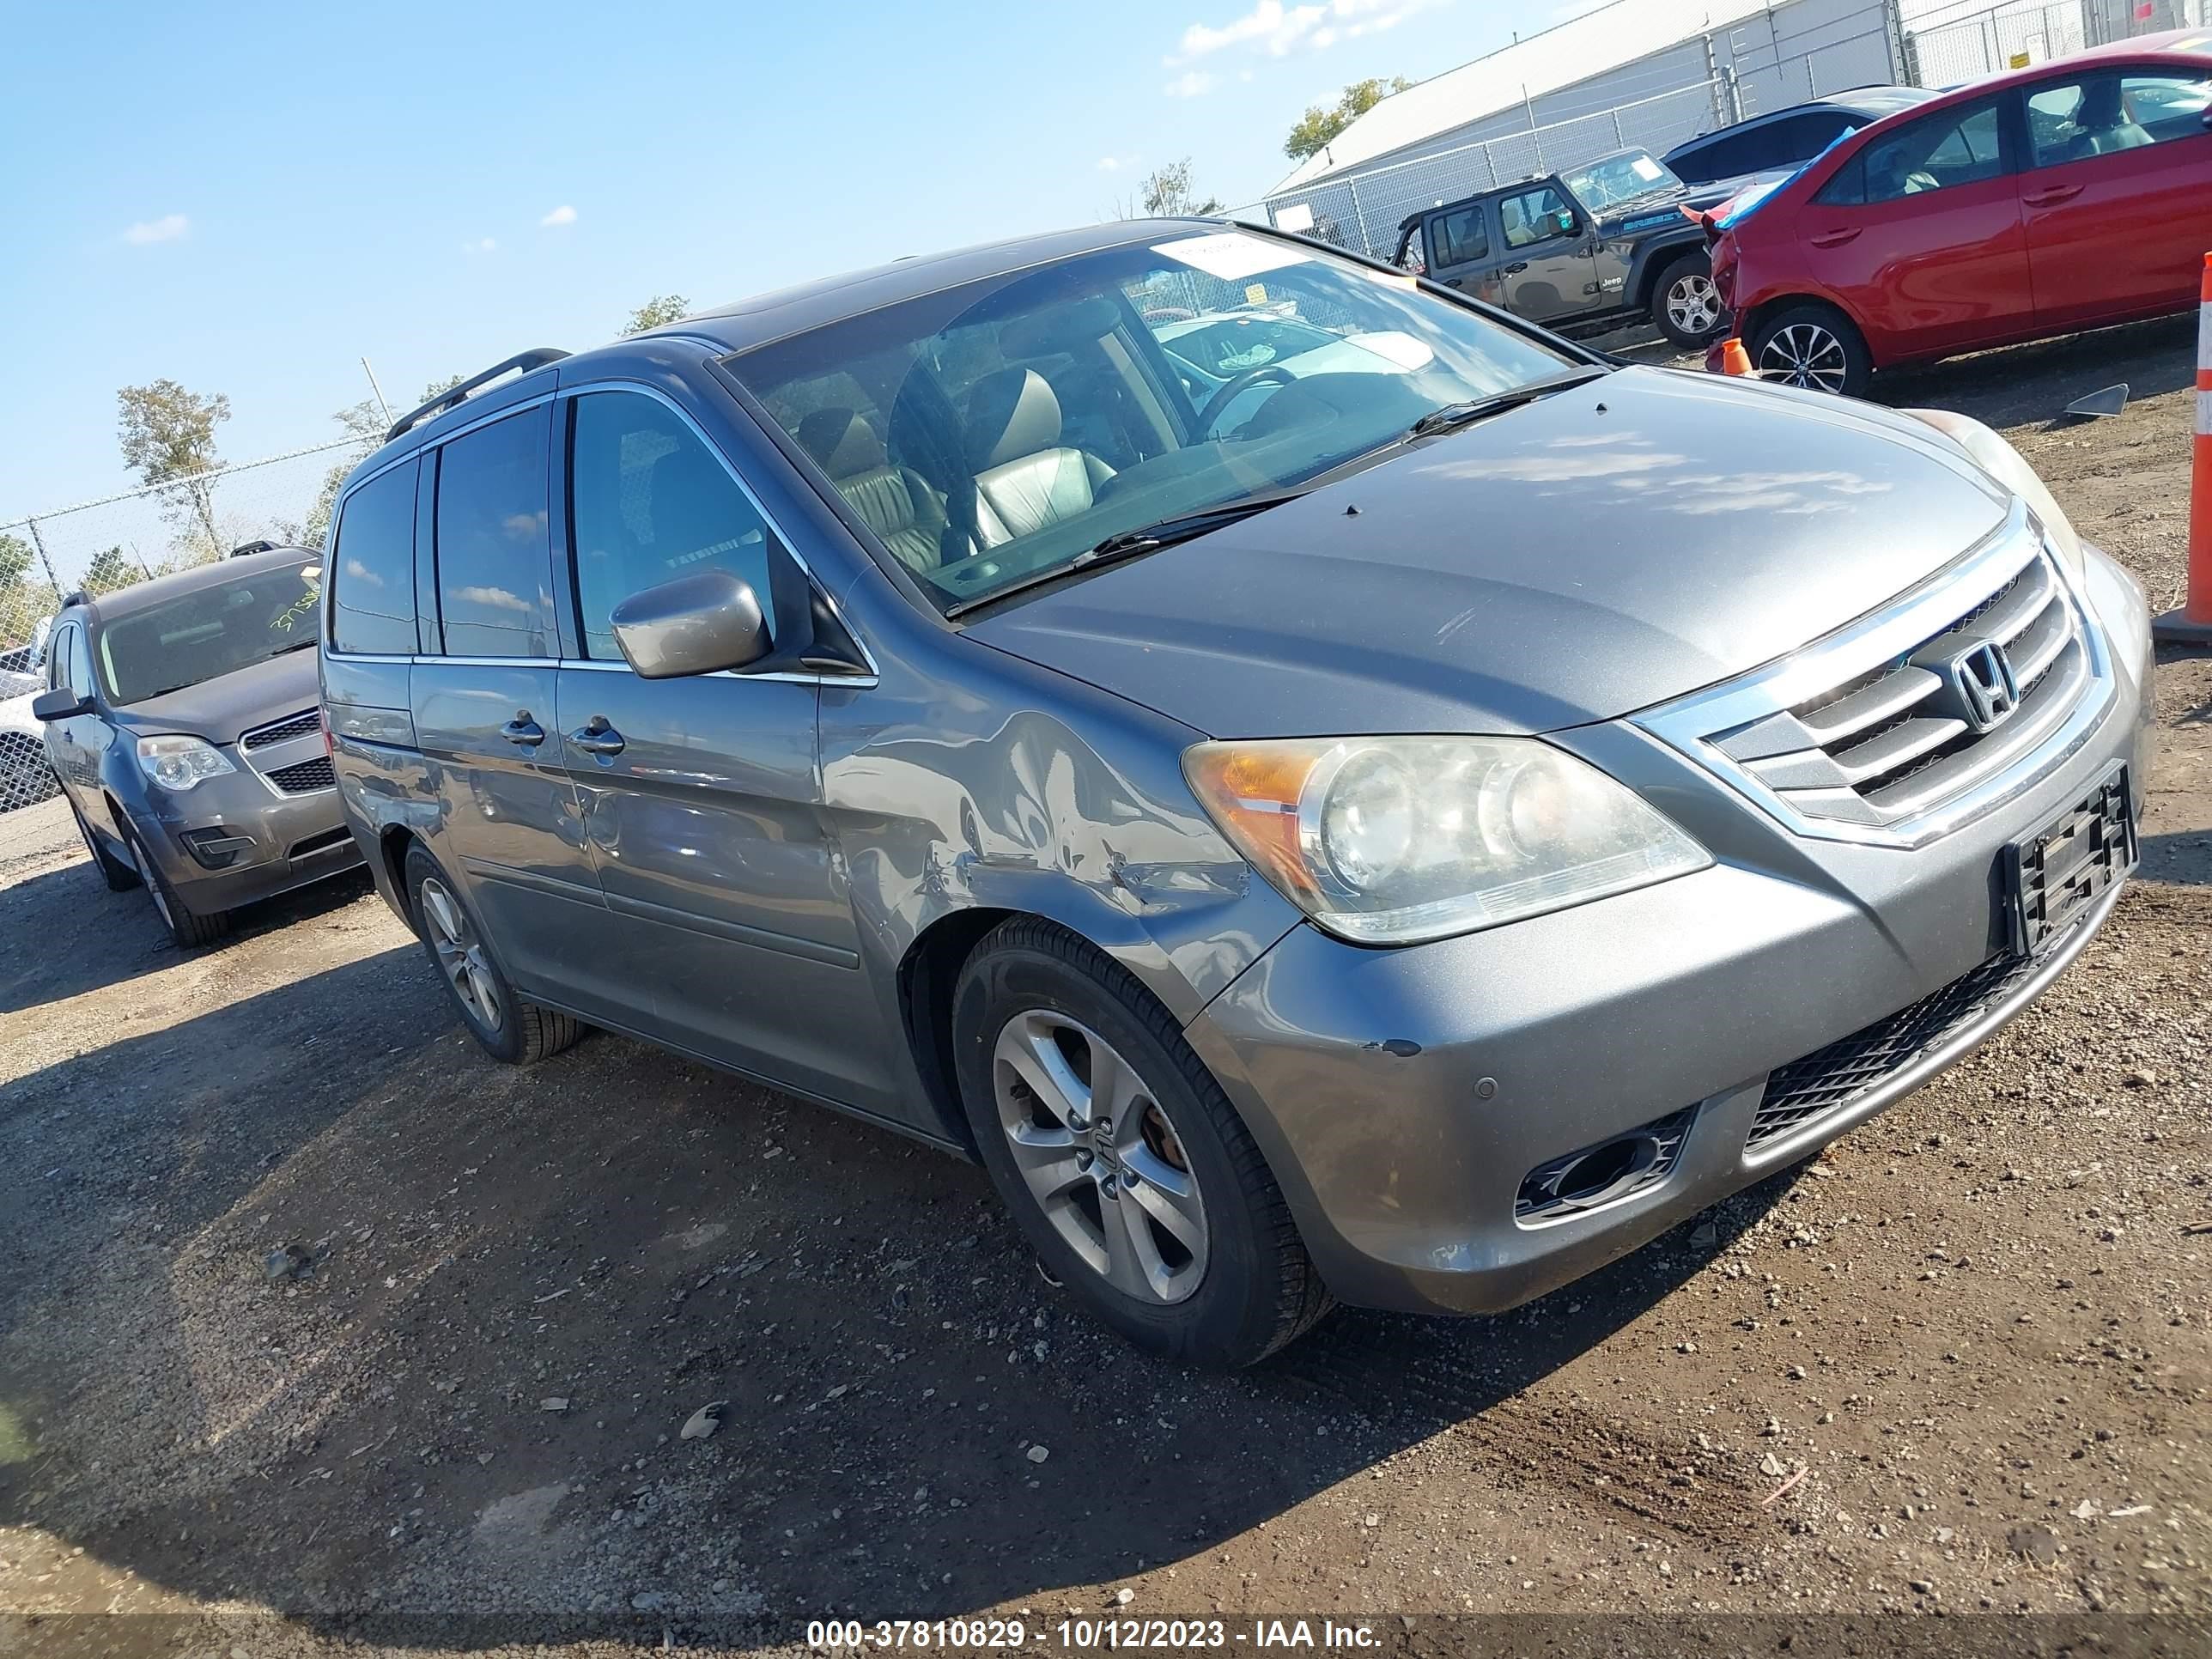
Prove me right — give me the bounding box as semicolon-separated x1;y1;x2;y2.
1666;273;1723;337
419;876;504;1033
1758;322;1850;392
992;1010;1208;1305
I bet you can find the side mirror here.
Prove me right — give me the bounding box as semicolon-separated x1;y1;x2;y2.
1553;209;1578;236
32;687;90;722
609;569;772;680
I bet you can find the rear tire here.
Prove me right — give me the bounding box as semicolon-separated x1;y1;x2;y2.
1747;301;1871;398
404;842;580;1065
1651;249;1728;349
73;799;138;891
120;819;229;949
951;917;1331;1370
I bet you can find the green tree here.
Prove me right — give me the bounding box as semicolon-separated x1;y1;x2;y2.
1139;158;1224;218
82;546;140;597
297;398;386;550
1284;76;1413;162
0;532;30;591
117;379;232;556
623;295;691;336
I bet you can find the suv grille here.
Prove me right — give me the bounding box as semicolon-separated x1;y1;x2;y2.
1747;940;2056;1155
1634;501;2110;848
266;757;336;794
241;709;322;751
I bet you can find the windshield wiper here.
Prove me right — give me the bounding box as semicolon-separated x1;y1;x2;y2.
1401;367;1616;442
944;488;1309;617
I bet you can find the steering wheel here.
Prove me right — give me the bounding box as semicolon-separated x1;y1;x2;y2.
1195;365;1297;434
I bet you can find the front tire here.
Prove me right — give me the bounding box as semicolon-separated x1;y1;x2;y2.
1651;249;1727;349
120;819;229;949
403;842;580;1064
952;918;1330;1370
1748;301;1871;398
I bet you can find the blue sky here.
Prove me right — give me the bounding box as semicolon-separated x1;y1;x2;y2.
0;0;1596;523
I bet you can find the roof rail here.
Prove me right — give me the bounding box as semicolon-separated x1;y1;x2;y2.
385;348;571;442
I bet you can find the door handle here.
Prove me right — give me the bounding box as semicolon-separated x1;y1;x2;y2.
1809;227;1862;248
501;712;545;747
567;717;625;757
2023;183;2084;207
1500;261;1528;276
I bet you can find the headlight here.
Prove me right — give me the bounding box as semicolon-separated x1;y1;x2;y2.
137;735;236;792
1905;409;2083;576
1184;736;1711;945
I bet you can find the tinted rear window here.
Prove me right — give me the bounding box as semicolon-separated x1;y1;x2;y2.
331;459;420;656
433;406;555;657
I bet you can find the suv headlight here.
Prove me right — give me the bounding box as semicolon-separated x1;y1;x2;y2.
1184;736;1710;945
137;735;236;792
1905;409;2083;576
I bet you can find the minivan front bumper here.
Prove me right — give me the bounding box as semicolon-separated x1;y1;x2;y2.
1183;545;2153;1317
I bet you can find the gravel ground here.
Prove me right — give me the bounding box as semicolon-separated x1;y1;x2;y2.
2;317;2208;1657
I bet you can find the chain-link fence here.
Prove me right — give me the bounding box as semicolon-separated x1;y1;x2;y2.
0;437;368;829
1906;0;2210;83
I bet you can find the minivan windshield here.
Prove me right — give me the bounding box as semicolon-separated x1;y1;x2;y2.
727;229;1578;614
95;561;323;704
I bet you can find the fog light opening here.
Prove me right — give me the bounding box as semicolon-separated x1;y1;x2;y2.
1552;1135;1658;1207
1516;1105;1696;1226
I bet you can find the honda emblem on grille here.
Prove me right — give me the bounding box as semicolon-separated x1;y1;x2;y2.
1945;640;2019;732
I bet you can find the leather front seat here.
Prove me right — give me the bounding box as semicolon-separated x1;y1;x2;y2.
963;369;1114;545
795;409;949;574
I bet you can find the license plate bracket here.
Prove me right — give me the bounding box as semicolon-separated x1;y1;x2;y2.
2002;763;2135;957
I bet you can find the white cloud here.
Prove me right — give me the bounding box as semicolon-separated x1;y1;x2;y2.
1097;155;1128;172
1173;1;1322;60
123;214;188;246
1170;0;1444;64
1164;70;1218;97
539;204;577;228
461;236;498;254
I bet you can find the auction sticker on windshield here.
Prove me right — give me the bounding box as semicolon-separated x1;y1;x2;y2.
1153;231;1312;282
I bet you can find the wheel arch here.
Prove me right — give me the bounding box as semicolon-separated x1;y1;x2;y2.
377;824;424;930
1739;291;1875;363
892;887;1223;1155
1628;236;1707;310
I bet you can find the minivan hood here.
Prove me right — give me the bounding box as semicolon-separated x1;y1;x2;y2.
968;368;2009;739
112;647;321;745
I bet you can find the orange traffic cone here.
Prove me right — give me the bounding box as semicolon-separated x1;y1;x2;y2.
2154;252;2212;643
1719;337;1753;377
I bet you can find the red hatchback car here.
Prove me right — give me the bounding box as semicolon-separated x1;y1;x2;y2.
1711;29;2212;396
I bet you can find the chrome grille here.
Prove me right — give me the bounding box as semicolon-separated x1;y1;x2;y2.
1634;501;2111;849
266;757;336;794
240;708;322;751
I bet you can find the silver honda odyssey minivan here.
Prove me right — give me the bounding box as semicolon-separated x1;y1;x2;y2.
322;220;2152;1367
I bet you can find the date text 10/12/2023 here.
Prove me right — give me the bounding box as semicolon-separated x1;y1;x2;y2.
806;1618;1382;1650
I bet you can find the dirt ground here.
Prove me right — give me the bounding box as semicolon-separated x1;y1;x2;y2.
3;318;2209;1658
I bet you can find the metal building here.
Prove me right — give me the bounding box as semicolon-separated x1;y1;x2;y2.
1253;0;1911;258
